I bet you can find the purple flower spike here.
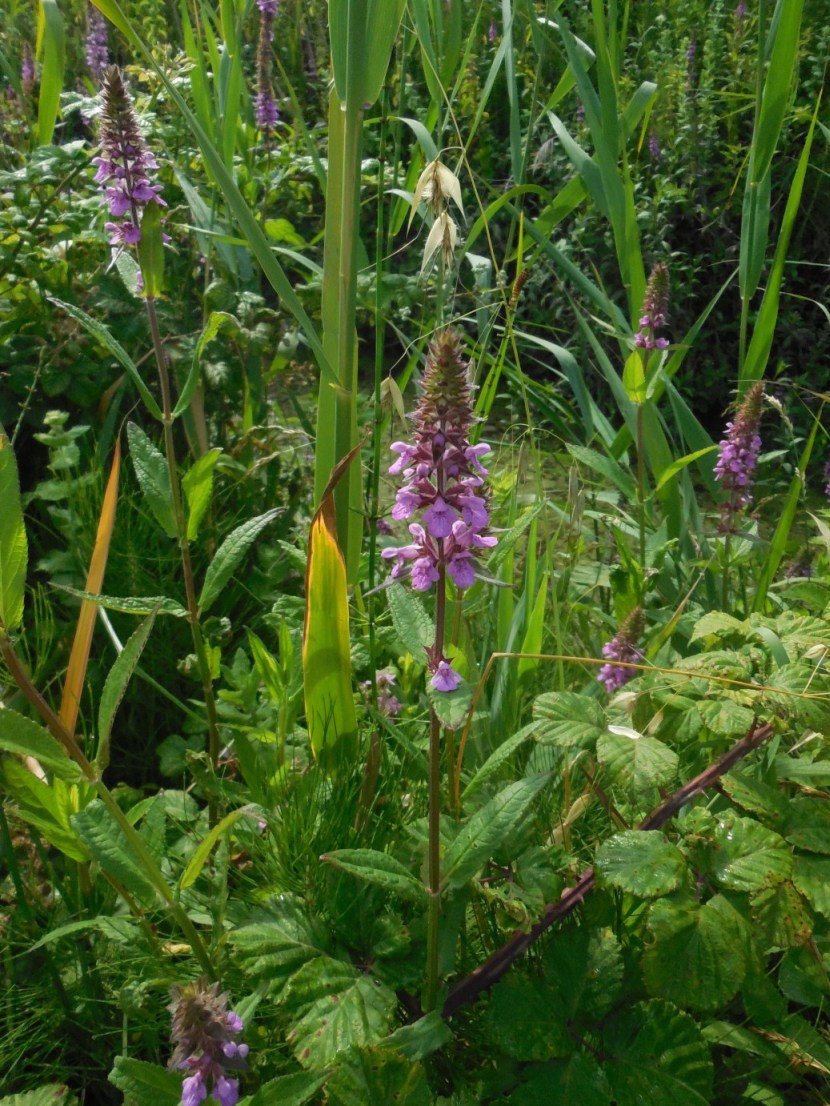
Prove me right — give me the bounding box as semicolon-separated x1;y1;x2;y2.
824;460;830;502
95;67;165;250
714;381;764;532
255;0;279;132
21;43;35;95
634;264;669;352
598;607;644;693
85;4;110;82
169;980;248;1106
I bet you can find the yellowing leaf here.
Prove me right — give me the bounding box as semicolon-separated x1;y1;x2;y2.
0;428;28;632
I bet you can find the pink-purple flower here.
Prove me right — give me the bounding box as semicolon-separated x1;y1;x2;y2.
598;607;644;693
93;67;166;248
255;0;279;132
714;381;764;531
169;980;248;1106
85;3;109;83
383;329;496;690
634;264;669;351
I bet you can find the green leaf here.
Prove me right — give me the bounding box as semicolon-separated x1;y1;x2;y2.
509;1053;612;1106
199;509;281;615
321;849;427;903
53;587;187;617
532;692;605;749
712;813;793;891
542;928;623;1019
182;448;222;541
0;1088;77;1106
35;0;65;145
595;831;686;897
642;896;748;1011
230;899;330;987
285;958;396;1068
48;298;162;419
180;804;261;889
750;880;812;949
384;1012;453;1062
0;429;28;631
1;760;89;861
719;773;789;826
127;422;176;538
792;854;830;917
442;774;550;891
485;975;572;1061
688;611;748;643
0;707;82;780
325;1046;432;1106
566;444;637;501
697;698;756;737
246;1072;328;1106
462;724;538;800
387;582;434;660
427;678;472;731
108;1057;183;1105
604;1000;713;1105
783;797;830;854
136;201;165;297
174;313;237;418
97;610;157;767
30;915;137;949
597;729;679;795
72;800;158;905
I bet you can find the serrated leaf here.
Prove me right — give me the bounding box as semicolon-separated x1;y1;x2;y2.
462;724;538;799
108;1057;182;1104
688;612;748;643
285;957;396;1068
597;730;678;794
697;698;756;737
230;901;330;987
543;928;623;1019
509;1052;611;1106
325;1046;432;1106
532;692;605;748
442;774;550;891
643;896;748;1011
719;773;788;825
783;797;830;854
384;1012;453;1061
386;582;434;660
321;849;427;903
751;880;812;949
30;915;137;949
604;999;713;1105
792;854;830;917
0;708;82;780
72;800;158;905
97;609;157;768
1;760;89;861
0;1087;77;1106
0;428;28;632
180;804;261;889
53;587;187;617
427;678;471;731
484;975;572;1061
199;509;281;614
595;831;686;897
182;448;222;541
712;813;792;891
127;422;176;538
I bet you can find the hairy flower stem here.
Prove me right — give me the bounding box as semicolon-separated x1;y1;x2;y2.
636;403;646;571
145;297;222;815
0;632;215;978
425;560;447;1012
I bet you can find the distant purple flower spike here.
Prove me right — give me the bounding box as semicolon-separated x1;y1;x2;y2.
85;4;110;82
598;607;644;693
824;460;830;502
714;381;764;531
21;43;35;95
255;1;279;131
488;19;497;42
634;264;669;351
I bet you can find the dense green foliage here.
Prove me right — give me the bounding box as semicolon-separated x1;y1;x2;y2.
1;1;829;1104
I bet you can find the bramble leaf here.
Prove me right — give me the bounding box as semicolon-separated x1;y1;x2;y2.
595;831;686;897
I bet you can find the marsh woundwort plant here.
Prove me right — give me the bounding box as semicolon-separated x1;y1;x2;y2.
169;980;249;1106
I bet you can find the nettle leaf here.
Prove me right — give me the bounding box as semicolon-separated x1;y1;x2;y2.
321;849;427;903
386;582;433;660
230;900;330;990
284;957;397;1068
325;1046;432;1106
597;729;678;794
484;975;572;1061
783;797;830;854
72;800;158;906
595;831;686;897
719;773;788;826
603;1000;713;1106
108;1057;182;1105
442;774;550;891
696;698;756;737
542;928;623;1019
533;692;605;749
642;895;748;1011
750;880;812;949
509;1053;611;1106
712;813;793;890
792;854;830;917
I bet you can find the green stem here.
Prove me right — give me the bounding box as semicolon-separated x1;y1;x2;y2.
425;559;448;1013
636;402;646;572
144;296;222;809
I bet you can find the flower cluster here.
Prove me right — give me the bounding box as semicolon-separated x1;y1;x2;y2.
382;329;496;692
714;381;764;530
362;669;402;716
598;607;644;693
255;0;279;131
168;980;249;1106
824;460;830;502
634;263;669;350
94;66;165;248
21;43;35;95
85;4;109;83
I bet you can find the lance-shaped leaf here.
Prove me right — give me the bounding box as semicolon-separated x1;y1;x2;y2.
97;608;157;771
36;0;65;145
127;422;176;538
198;508;281;615
60;440;120;737
303;460;358;771
0;427;28;632
182;448;222;541
0;708;82;781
